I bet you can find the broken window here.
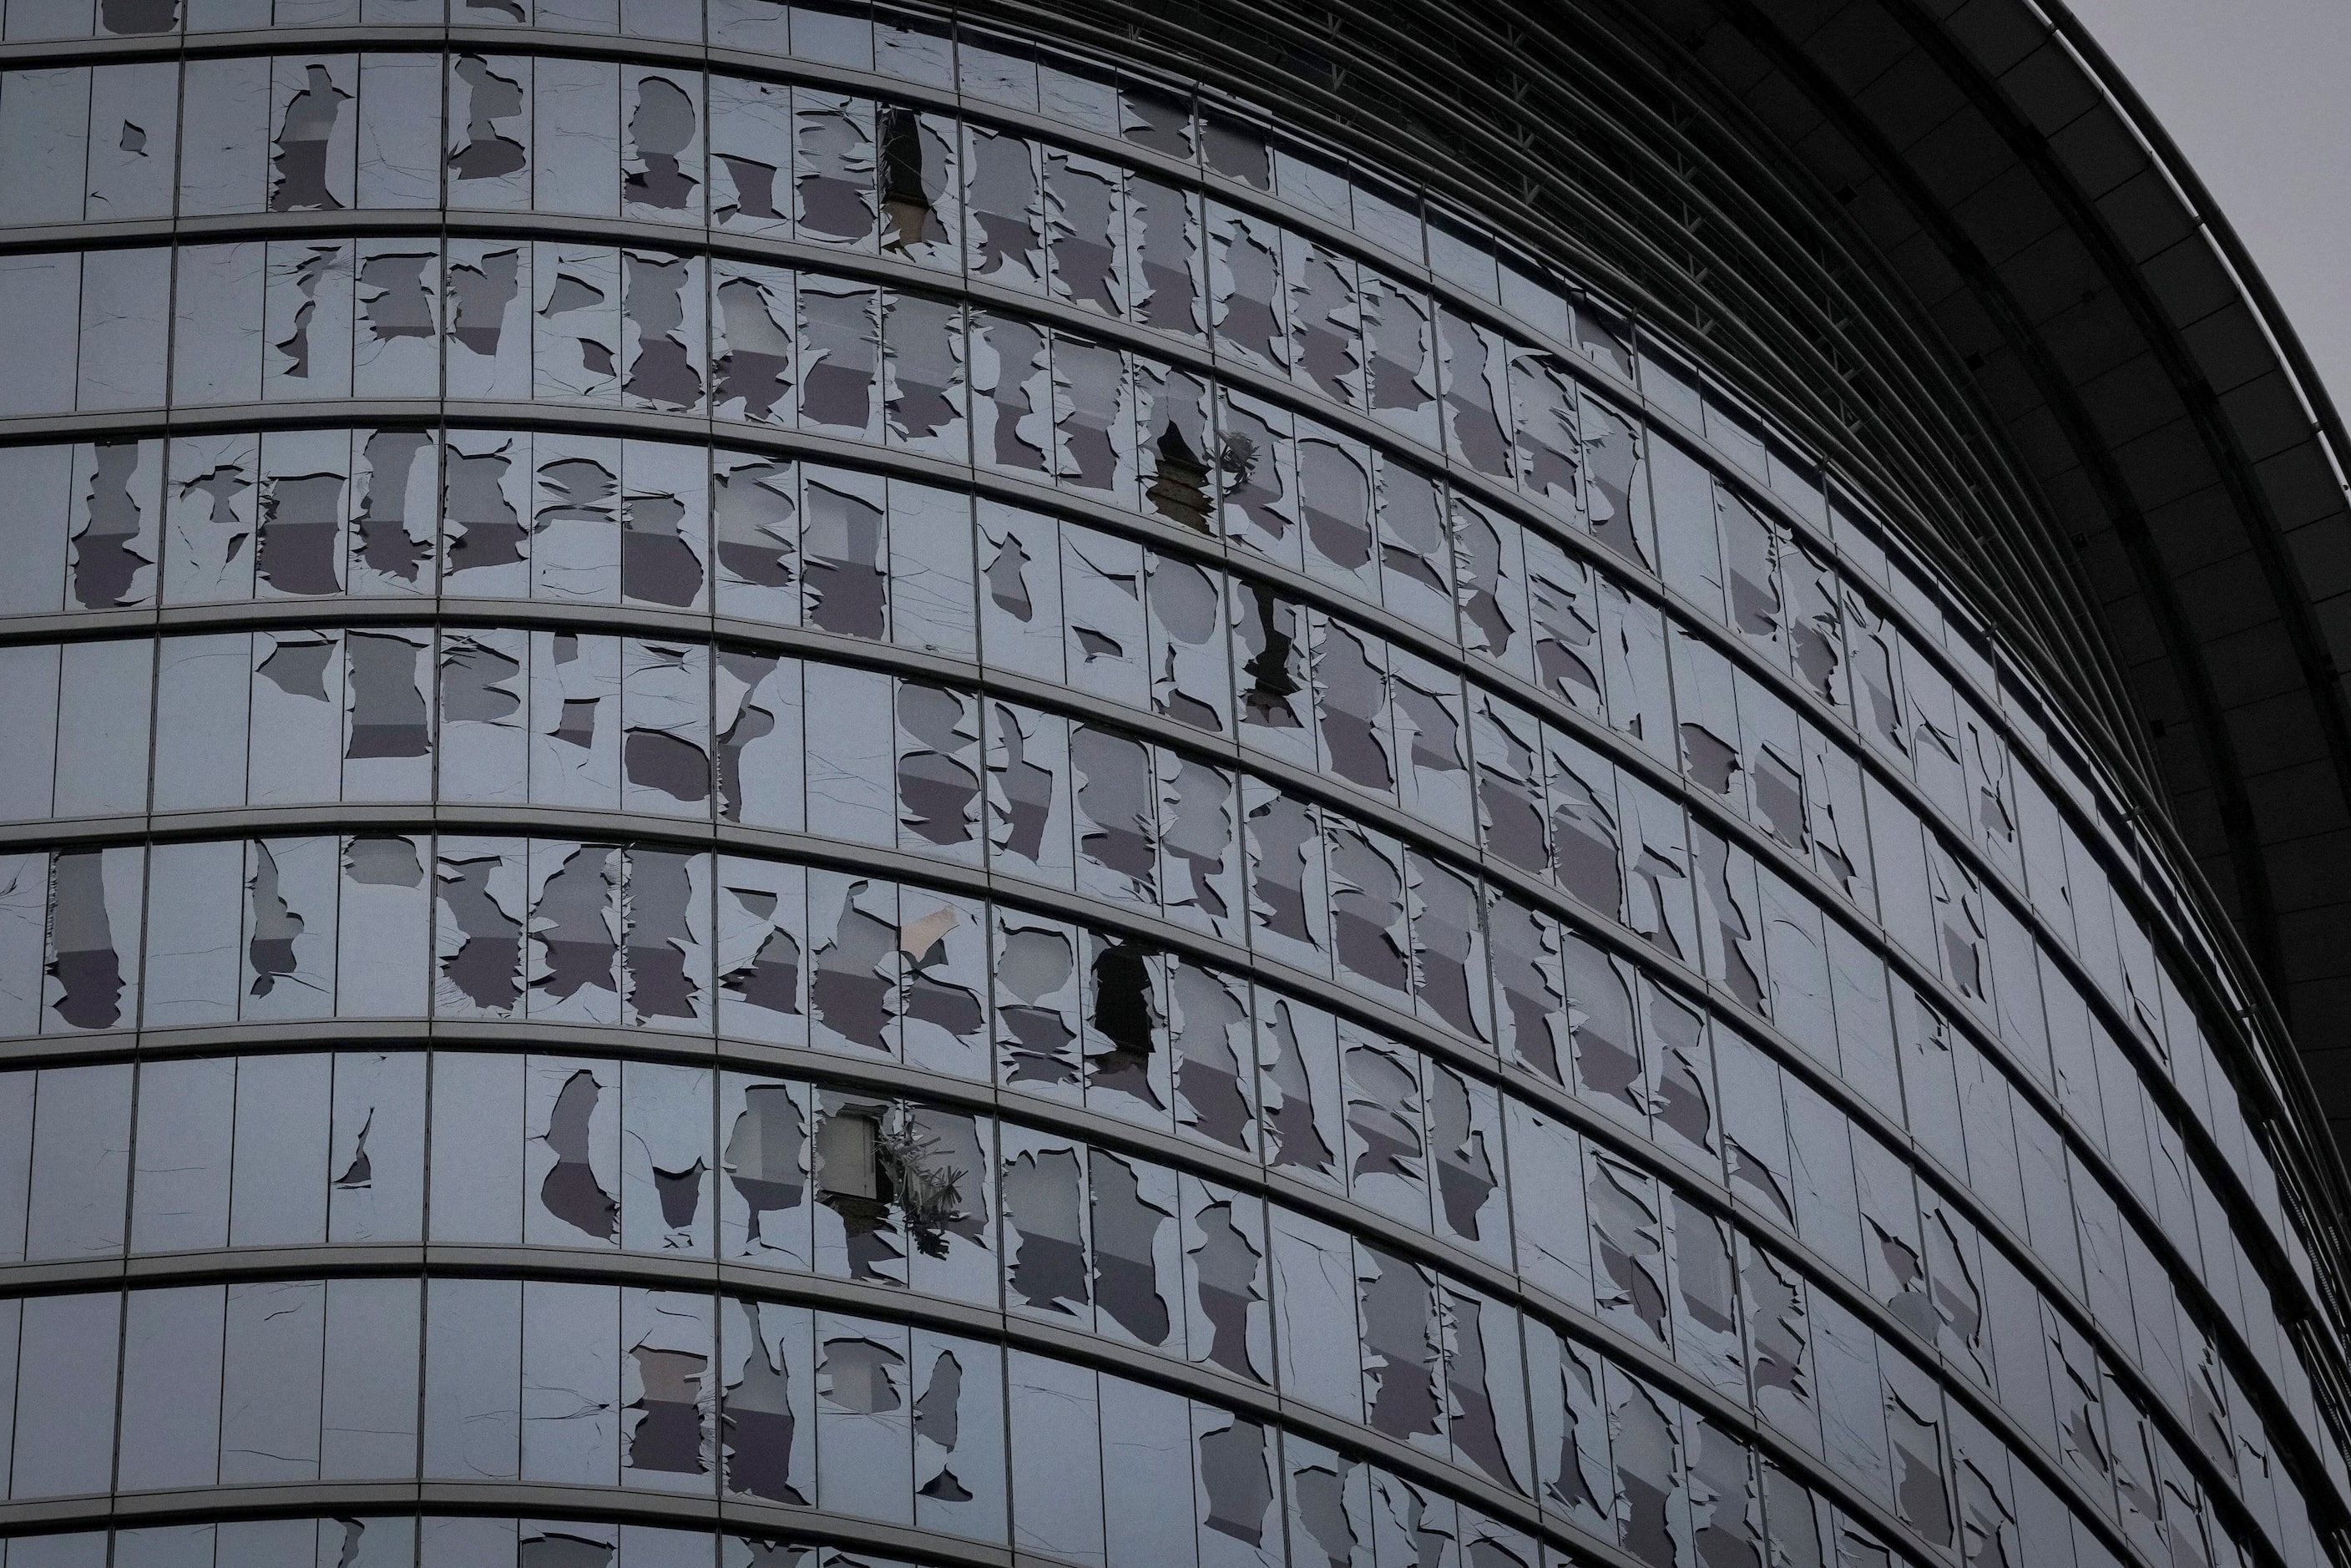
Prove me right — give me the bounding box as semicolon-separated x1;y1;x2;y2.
1392;653;1475;841
623;68;703;222
165;431;259;604
722;1297;811;1505
1197;1409;1281;1560
882;291;967;457
721;1075;809;1259
973;311;1051;476
243;837;336;1019
894;680;981;860
1084;933;1167;1120
69;438;160;609
265;240;356;401
710;261;796;426
1692;825;1767;1017
1208;204;1287;376
1139;362;1215;532
447;54;530;207
1053;332;1135;500
1589;1154;1669;1345
1330;822;1411;1006
1170;959;1253;1150
621;848;707;1028
1316;619;1397;797
1073;723;1158;909
528;842;623;1024
1044;146;1125;316
1246;781;1328;973
1491;899;1569;1085
801;471;887;637
1145;550;1230;735
1439;310;1513;482
808;874;899;1057
1002;1132;1089;1318
442;240;524;399
1737;1233;1818;1449
338;836;431;1019
1884;1364;1954;1548
1529;1325;1613;1535
899;893;988;1085
250;628;344;806
1442;1286;1529;1492
1562;930;1644;1128
350;430;437;594
534;244;622;402
1671;1195;1743;1395
1361;267;1439;450
811;1095;900;1282
1297;428;1378;605
529;432;624;601
913;1328;1003;1535
619;1059;711;1255
708;75;791;234
1785;539;1846;710
1610;1370;1686;1568
1359;1246;1445;1449
623;248;705;412
994;913;1081;1093
435;838;526;1017
437;627;527;804
714;453;799;620
1064;525;1147;705
877;105;958;269
529;1060;621;1243
793;90;877;247
1260;994;1339;1185
1090;1146;1176;1347
963;125;1044;290
1218;391;1300;569
797;276;880;437
1342;1031;1428;1229
1183;1181;1267;1383
1419;1067;1494;1250
985;701;1074;888
532;631;623;810
1411;854;1489;1042
1287;238;1364;412
1622;776;1698;962
712;863;805;1046
1285;1436;1368;1568
1547;730;1626;922
1234;579;1312;766
1129;173;1205;341
1160;754;1242;943
1474;695;1548;875
1738;677;1809;857
624;1289;713;1485
1644;983;1716;1171
1524;535;1605;717
619;437;708;609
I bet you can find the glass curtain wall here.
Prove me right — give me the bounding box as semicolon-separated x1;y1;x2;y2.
0;8;2341;1568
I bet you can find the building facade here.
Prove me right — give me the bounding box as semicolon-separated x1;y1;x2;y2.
0;3;2348;1568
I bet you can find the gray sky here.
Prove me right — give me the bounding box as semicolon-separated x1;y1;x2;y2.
2069;0;2351;422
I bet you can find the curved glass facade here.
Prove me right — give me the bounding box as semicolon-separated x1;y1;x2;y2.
0;8;2345;1568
